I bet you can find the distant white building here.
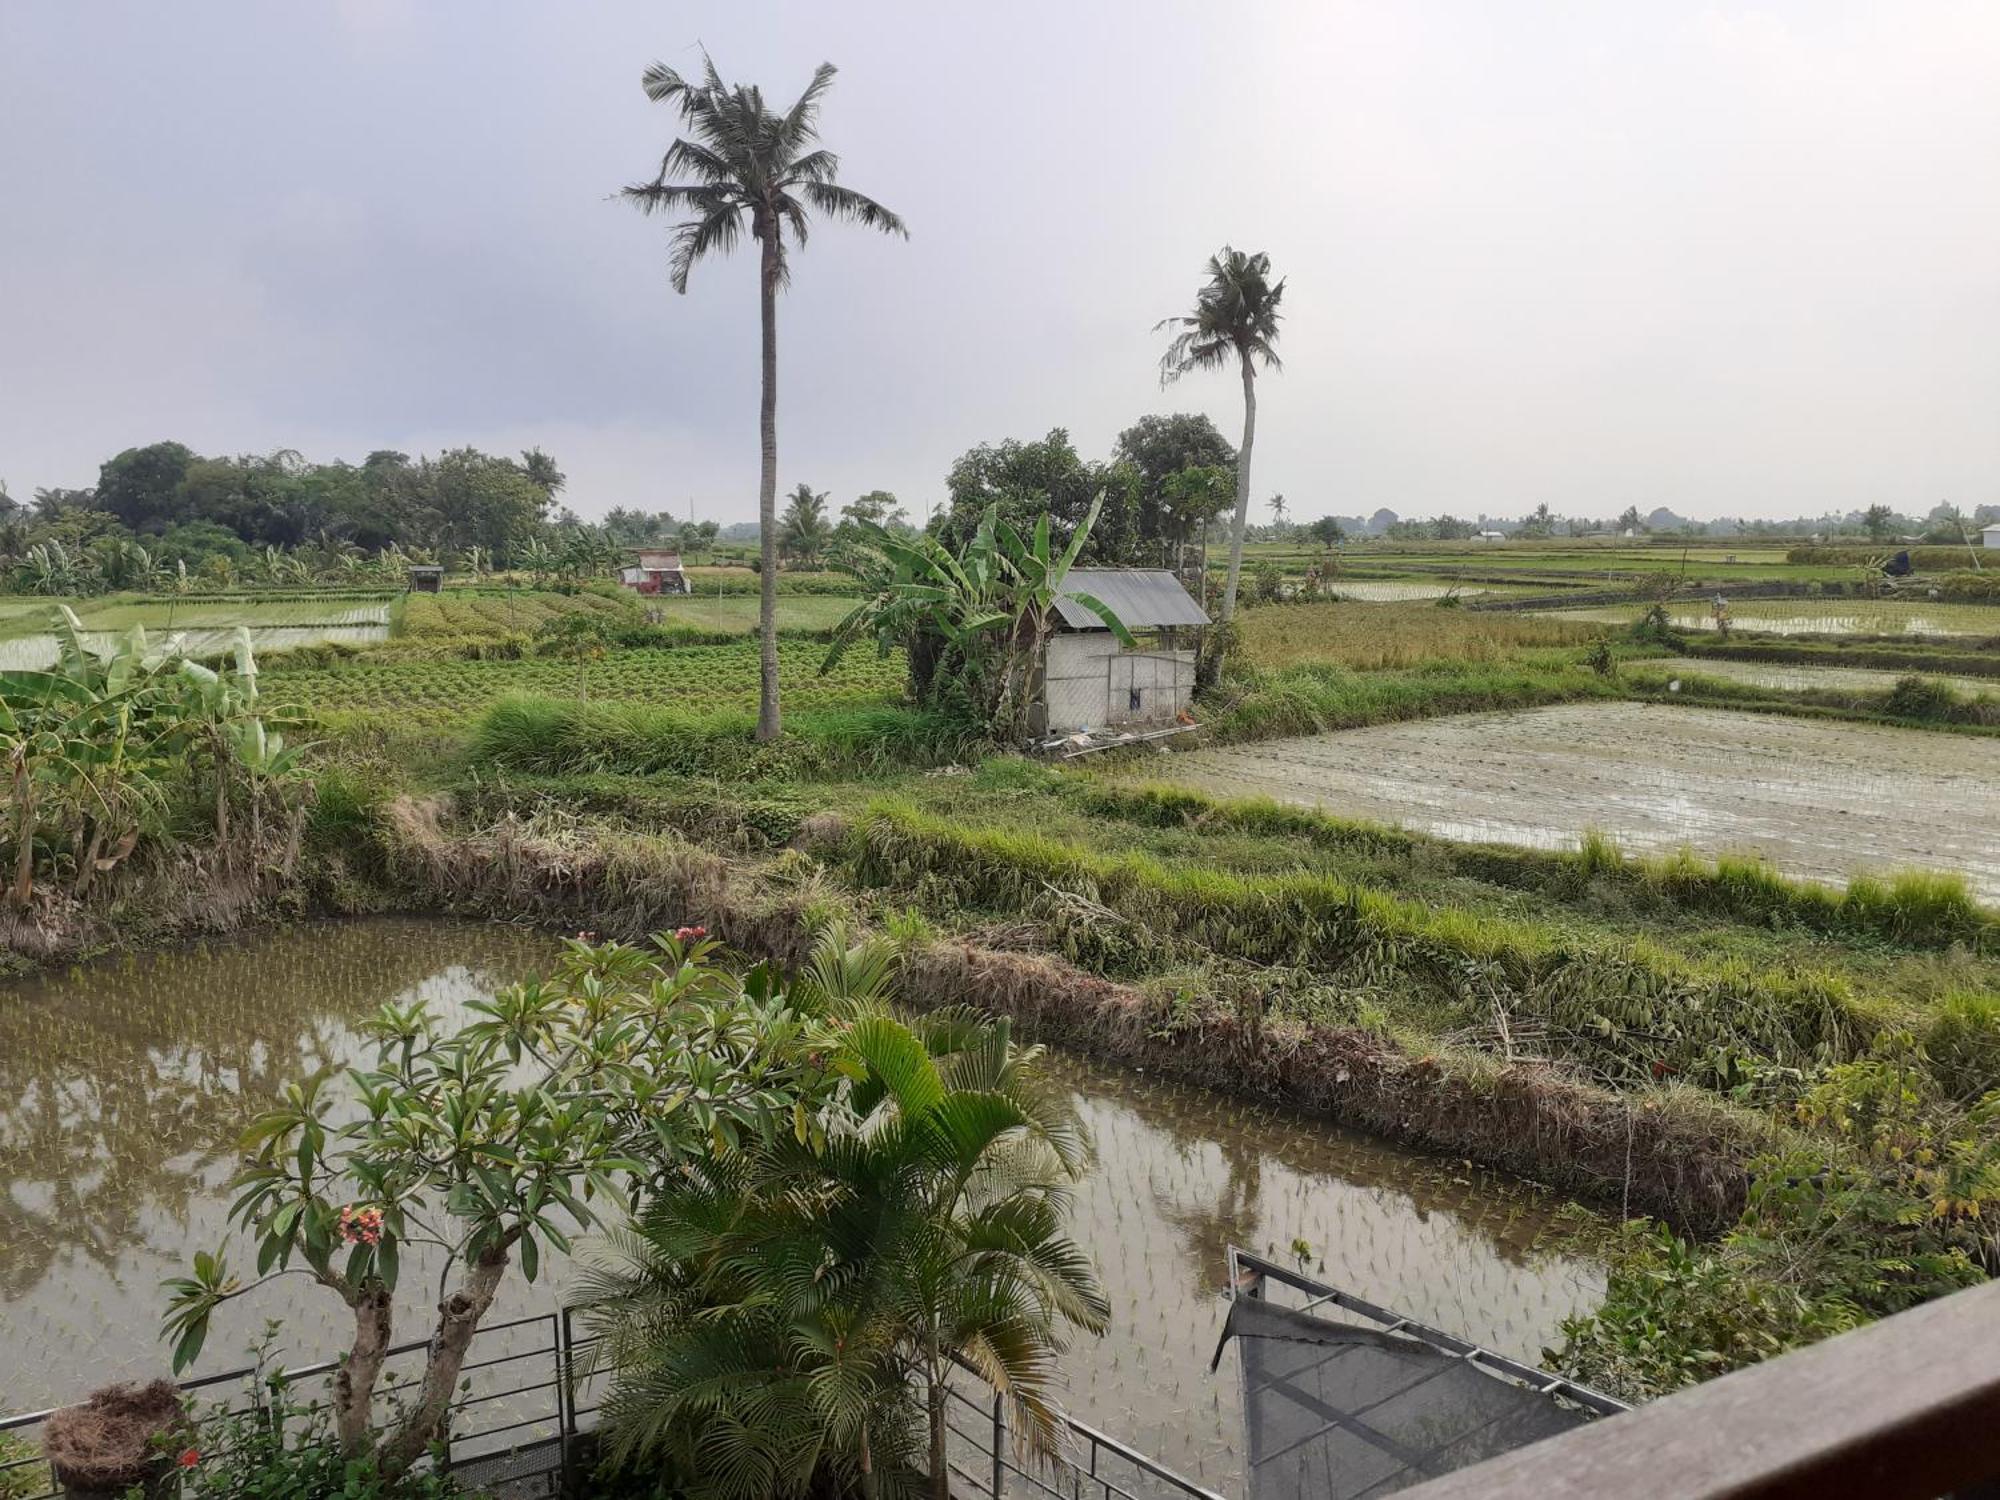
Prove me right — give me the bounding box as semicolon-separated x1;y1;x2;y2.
1473;530;1507;543
1982;525;2000;549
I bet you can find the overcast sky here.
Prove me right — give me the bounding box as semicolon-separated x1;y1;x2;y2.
3;1;1997;525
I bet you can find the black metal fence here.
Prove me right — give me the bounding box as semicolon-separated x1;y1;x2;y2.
1;1313;1225;1500
0;1309;599;1500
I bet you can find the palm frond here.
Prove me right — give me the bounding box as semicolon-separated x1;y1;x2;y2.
801;181;910;237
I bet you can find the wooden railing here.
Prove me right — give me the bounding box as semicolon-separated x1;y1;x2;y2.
1395;1275;2000;1500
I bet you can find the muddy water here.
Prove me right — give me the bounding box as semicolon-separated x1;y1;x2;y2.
1162;702;2000;903
0;920;1604;1490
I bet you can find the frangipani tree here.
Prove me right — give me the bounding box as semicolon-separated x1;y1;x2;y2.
162;934;846;1474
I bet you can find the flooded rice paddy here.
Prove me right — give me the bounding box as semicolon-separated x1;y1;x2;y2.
1534;600;2000;637
0;920;1604;1488
1159;701;2000;902
1641;657;2000;699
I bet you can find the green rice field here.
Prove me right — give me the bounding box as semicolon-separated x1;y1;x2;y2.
263;639;905;726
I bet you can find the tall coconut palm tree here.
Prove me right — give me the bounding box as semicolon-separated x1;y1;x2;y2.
625;55;907;740
1157;247;1286;622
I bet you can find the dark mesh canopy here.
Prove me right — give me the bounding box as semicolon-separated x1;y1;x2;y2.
1213;1295;1599;1500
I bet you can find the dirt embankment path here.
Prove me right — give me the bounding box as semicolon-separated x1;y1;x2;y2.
1164;702;2000;901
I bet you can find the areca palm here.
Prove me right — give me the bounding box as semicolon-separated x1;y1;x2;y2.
625;54;906;741
580;1003;1106;1500
1157;247;1286;621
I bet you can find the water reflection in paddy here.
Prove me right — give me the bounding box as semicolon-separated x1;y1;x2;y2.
0;920;1605;1490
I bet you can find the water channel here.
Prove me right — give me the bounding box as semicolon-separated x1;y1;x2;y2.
0;919;1606;1490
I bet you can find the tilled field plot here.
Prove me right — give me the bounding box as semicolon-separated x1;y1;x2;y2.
1161;702;2000;900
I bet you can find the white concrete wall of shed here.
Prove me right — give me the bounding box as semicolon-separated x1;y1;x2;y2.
1042;632;1196;733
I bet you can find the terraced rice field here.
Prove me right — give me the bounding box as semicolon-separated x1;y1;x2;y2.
1155;701;2000;901
264;639;906;725
1536;600;2000;637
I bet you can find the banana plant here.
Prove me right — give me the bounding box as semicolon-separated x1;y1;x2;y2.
825;492;1130;739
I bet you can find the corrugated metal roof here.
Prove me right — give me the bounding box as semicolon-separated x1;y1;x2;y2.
1054;569;1209;630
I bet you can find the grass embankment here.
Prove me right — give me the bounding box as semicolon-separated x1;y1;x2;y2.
1621;663;2000;731
370;791;1777;1231
1678;635;2000;680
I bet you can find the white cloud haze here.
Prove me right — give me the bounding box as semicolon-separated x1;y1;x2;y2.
3;1;1997;523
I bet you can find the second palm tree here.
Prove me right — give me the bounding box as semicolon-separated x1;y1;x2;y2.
1157;247;1286;622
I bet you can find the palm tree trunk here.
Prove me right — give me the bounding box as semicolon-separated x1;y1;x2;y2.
1220;350;1257;621
928;1372;949;1500
756;232;782;741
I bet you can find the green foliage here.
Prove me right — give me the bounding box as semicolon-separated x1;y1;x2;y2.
933;429;1142;567
469;694;971;780
1113;412;1236;555
1067;777;1994;951
1562;1034;2000;1401
848;803;1877;1090
0;610;309;908
578;976;1107;1500
779;483;833;567
180;1380;471;1500
0;1432;44;1500
1553;1221;1862;1402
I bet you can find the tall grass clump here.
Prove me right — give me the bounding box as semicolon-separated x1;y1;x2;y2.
1840;869;1986;946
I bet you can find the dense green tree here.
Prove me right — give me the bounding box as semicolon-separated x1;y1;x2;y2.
933;429;1140;565
841;488;906;530
1157;248;1285;621
1112;412;1236;558
1156;464;1235;561
1307;515;1346;548
1862;504;1896;541
95;442;194;532
625;52;906;742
